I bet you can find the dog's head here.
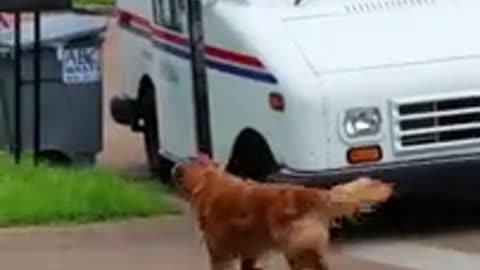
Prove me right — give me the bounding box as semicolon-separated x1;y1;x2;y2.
170;155;225;199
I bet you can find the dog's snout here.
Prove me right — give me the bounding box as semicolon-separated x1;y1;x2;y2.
170;156;204;182
171;163;184;182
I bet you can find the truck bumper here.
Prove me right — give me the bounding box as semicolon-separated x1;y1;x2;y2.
269;154;480;197
109;96;137;127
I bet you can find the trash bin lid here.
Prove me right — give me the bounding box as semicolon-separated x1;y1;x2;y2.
0;12;107;48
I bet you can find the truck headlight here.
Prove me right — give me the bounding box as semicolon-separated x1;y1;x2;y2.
344;107;382;138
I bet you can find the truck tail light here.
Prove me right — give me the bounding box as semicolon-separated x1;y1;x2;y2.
347;145;382;164
269;92;285;112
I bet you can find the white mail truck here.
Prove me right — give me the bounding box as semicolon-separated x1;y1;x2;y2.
110;0;480;195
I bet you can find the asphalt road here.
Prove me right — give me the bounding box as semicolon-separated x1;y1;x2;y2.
1;17;479;270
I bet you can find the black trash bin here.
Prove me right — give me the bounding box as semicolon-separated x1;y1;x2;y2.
0;12;107;165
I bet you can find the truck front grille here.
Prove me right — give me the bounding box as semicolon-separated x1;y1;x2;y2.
392;94;480;151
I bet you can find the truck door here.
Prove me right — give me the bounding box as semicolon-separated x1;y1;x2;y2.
151;0;198;158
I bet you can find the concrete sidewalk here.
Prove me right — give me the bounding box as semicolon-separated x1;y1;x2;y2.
0;211;407;270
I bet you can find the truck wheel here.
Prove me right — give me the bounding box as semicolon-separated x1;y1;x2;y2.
226;129;278;181
138;84;172;182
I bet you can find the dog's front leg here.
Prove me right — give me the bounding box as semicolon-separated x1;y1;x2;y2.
208;252;235;270
206;241;236;270
284;254;302;270
210;259;235;270
284;249;330;270
309;252;329;270
240;258;263;270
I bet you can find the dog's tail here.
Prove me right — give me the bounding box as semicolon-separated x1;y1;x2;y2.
326;177;394;227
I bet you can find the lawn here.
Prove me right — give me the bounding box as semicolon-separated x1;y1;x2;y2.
0;153;181;227
74;0;115;6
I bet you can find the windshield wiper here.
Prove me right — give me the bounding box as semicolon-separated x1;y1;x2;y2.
294;0;303;6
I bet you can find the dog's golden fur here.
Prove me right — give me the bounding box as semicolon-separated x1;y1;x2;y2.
172;158;394;270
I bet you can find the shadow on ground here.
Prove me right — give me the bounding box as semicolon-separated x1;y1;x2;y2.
332;195;480;244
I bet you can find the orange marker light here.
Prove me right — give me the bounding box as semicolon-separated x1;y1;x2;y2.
347;145;382;164
269;92;285;112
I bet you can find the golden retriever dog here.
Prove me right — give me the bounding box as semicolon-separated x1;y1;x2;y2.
171;157;394;270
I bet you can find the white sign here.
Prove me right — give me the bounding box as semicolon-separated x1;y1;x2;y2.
62;47;101;84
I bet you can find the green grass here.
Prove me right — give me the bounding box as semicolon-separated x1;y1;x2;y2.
0;153;181;227
74;0;115;7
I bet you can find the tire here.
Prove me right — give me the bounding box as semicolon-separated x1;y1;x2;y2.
138;85;172;182
226;130;278;181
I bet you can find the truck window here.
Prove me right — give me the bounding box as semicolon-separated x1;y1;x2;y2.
152;0;185;32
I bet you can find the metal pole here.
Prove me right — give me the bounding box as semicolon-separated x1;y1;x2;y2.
186;0;212;157
13;12;22;164
33;11;41;166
